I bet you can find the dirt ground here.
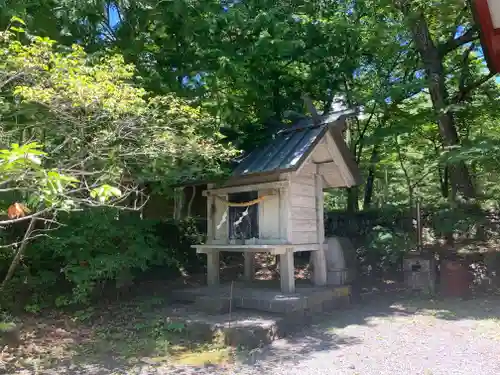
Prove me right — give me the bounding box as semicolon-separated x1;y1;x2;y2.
0;254;316;374
0;288;236;374
3;292;500;374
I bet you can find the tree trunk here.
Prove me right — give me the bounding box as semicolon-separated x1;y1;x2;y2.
438;165;449;199
363;145;379;210
1;217;37;289
401;5;477;199
187;185;196;217
346;186;359;213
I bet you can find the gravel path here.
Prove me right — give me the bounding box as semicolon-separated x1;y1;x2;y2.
23;296;500;375
238;298;500;375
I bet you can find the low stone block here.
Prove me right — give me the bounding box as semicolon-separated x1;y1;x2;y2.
258;299;273;312
277;310;311;334
337;295;351;309
334;286;351;297
232;296;244;309
186;322;214;342
221;327;270;348
240;297;260;310
268;301;287;313
0;323;20;348
170;289;200;303
194;296;231;314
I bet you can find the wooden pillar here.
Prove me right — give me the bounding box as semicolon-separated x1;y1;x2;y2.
243;252;255;281
206;184;215;242
205;184;220;287
312;172;327;286
278;185;292;241
280;248;295;293
206;251;220;286
311;251;327;286
278;183;294;293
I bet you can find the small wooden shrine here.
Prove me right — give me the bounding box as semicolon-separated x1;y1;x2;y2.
192;108;363;293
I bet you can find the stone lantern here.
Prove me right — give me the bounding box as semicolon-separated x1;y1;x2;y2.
403;250;436;295
403;199;436;294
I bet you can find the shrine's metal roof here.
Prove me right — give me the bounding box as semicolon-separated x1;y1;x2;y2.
173;109;362;187
232;110;352;177
232;123;325;177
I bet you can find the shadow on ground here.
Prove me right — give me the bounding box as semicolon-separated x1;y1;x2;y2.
240;329;361;369
240;291;500;370
5;284;500;374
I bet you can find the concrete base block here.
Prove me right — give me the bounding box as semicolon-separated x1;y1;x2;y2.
172;282;351;315
194;295;231;314
169;282;352;349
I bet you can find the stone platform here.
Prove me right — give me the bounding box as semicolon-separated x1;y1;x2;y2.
167;306;303;348
172;280;351;314
169;281;351;349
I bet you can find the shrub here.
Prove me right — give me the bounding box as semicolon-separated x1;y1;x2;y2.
356;226;414;277
153;217;206;275
1;209;204;310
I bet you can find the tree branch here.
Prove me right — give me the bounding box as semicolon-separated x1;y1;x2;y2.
1;217;37;289
439;26;478;57
452;72;496;103
0;209;52;226
458;43;476;94
0;72;26;90
187;185;196;217
302;94;319;121
322;94;334;115
354;48;411;151
354;102;377;151
0;233;54;249
394;135;413;202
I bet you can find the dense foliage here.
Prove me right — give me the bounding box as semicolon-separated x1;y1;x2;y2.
0;17;234;307
1;211;204;311
1;0;500;308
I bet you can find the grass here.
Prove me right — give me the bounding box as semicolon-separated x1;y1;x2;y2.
171;348;231;366
0;322;16;331
0;295;232;373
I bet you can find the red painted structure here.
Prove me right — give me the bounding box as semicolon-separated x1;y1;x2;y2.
440;260;473;298
473;0;500;73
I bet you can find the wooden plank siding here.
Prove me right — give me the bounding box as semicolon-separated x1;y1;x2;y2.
259;192;281;241
290;160;319;244
212;193;229;242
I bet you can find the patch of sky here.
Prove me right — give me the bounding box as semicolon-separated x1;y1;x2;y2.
454;25;466;38
107;3;120;29
396;34;410;46
181;72;208;89
341;0;355;16
221;0;241;12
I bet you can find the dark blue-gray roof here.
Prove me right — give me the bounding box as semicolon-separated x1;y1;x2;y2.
232;111;350;177
172;109;362;187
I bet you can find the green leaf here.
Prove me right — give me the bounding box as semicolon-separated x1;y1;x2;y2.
10;16;26;25
10;27;25;33
166;322;185;332
90;185;122;203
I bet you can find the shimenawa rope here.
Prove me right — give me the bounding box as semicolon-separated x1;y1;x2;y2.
214;195;269;207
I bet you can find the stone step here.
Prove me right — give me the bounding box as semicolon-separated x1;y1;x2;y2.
166;308;292;349
172;283;351;315
168;284;352;349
